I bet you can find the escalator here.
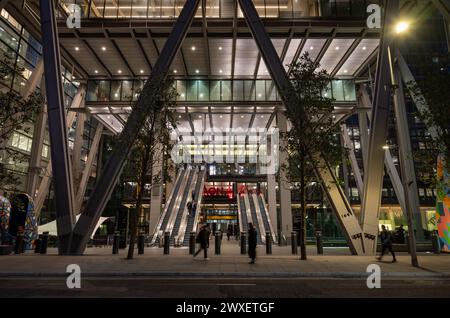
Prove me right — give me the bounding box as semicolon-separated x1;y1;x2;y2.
169;168;195;245
181;168;206;246
150;168;187;245
256;194;277;244
246;192;262;244
238;195;248;235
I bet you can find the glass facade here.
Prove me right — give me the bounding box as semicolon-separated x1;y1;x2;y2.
86;79;357;103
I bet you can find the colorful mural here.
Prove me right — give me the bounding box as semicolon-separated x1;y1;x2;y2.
436;155;450;252
9;193;38;250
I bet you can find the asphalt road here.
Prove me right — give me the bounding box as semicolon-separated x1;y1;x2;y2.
1;276;450;298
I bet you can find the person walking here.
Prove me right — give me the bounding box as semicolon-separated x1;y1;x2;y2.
377;225;397;263
248;222;257;264
396;224;405;244
194;224;210;260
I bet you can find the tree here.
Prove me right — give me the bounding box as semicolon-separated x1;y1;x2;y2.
0;54;42;192
283;52;344;260
126;77;177;260
409;53;450;186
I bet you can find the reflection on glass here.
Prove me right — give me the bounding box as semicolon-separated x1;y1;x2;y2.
110;81;122;101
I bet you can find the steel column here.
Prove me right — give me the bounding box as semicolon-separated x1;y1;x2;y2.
75;123;103;213
72;111;86;189
360;0;399;254
149;143;164;237
391;62;424;241
33;87;85;218
341;124;364;198
238;0;364;253
39;0;76;254
267;174;278;239
277;112;293;243
69;0;201;254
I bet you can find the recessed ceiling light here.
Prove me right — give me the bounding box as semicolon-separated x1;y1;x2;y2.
309;46;314;50
102;46;106;51
181;93;185;97
178;115;182;118
199;93;204;98
118;70;122;74
94;70;98;74
343;70;348;73
198;115;202;118
260;115;264;118
240;115;244;118
362;46;367;50
114;93;119;97
257;93;262;97
75;46;79;51
173;69;177;73
219;69;223;73
191;46;196;51
195;69;199;74
335;46;340;50
219;115;223;118
140;69;144;74
218;46;222;50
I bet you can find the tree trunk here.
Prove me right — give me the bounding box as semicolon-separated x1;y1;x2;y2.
127;153;150;260
299;145;307;260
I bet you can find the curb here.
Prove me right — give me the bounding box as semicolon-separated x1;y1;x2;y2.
1;272;449;278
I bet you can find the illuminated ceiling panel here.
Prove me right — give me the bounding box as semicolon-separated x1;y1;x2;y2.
336;39;379;76
209;39;233;76
318;38;355;74
235;39;259;76
283;38;302;71
299;38;327;62
257;38;286;76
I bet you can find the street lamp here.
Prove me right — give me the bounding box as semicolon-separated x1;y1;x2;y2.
395;21;410;34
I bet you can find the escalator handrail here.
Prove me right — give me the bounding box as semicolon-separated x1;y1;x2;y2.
251;193;267;244
190;168;206;238
259;193;278;244
166;168;193;237
150;168;185;245
174;170;198;245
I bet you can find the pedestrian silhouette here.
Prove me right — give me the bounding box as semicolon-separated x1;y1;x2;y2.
377;225;397;263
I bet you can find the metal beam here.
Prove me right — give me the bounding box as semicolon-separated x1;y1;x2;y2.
391;55;424;240
237;0;365;253
39;0;76;254
26;77;47;199
72;111;85;189
31;84;85;218
201;0;211;77
360;0;400;254
341;124;364;197
330;37;363;77
69;0;201;254
75;123;103;213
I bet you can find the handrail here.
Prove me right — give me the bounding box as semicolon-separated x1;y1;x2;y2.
166;168;192;237
259;193;278;244
251;192;267;244
181;167;206;245
174;170;198;245
149;168;185;245
237;193;244;235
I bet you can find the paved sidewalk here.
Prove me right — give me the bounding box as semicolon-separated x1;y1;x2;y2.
0;242;449;278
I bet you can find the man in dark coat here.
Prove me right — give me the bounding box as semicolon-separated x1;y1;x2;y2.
248;222;257;264
377;225;397;263
194;224;210;260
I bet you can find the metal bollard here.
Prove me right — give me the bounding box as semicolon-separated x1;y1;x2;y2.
316;231;323;255
240;232;247;254
291;231;298;255
215;231;221;255
34;235;42;253
431;231;441;254
14;233;24;254
40;232;49;254
189;231;196;255
266;231;272;254
138;234;145;254
406;234;410;254
164;231;170;255
112;232;120;254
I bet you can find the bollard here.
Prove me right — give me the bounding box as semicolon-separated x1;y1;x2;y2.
14;232;24;254
431;231;441;254
316;231;323;255
40;232;49;254
215;231;221;255
189;231;196;255
164;231;170;255
112;232;120;254
265;231;272;254
291;231;298;255
240;232;247;254
34;235;42;253
138;234;145;254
